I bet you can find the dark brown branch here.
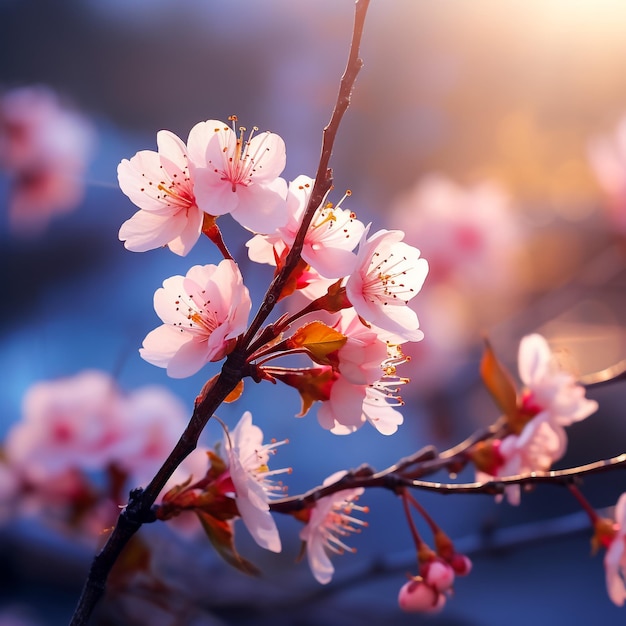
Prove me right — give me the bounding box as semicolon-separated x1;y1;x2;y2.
70;3;371;623
270;452;626;514
408;453;626;495
241;0;370;350
69;355;245;625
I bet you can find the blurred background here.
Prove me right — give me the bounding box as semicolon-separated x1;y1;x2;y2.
2;0;626;624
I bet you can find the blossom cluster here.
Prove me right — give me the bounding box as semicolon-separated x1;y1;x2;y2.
471;334;598;505
121;118;428;436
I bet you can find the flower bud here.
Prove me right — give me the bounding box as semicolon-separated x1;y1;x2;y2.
450;553;473;576
398;579;446;613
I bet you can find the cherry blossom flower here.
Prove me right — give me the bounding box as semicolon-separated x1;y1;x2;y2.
187;118;288;233
316;372;405;436
223;411;288;553
0;85;95;235
300;470;366;584
588;117;626;234
605;492;626;606
5;370;124;477
331;309;390;385
246;174;365;278
113;385;189;487
475;419;566;506
118;130;203;256
390;174;519;288
474;334;597;505
140;260;251;378
398;578;446;613
517;333;598;429
345;226;428;342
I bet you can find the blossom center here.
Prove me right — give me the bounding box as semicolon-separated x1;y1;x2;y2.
363;251;415;305
172;290;220;338
219;116;270;192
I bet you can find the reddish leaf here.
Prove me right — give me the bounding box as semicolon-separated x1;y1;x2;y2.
273;367;338;416
196;511;260;576
480;338;518;420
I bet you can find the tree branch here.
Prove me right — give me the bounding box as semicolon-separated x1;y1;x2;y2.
270;452;626;513
69;3;371;623
241;0;370;350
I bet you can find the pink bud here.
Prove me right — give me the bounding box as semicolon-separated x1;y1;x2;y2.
424;560;455;592
450;553;473;576
398;579;446;613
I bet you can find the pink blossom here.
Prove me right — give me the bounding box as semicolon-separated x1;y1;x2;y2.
476;334;598;505
345;226;428;342
589;117;626;233
246;175;365;278
316;374;405;436
332;309;390;385
113;385;189;487
390;174;519;288
140;260;251;378
223;411;287;553
118;130;203;256
605;492;626;606
299;470;366;584
398;579;446;613
517;333;598;428
476;419;567;506
187;118;288;233
5;370;124;478
0;86;95;235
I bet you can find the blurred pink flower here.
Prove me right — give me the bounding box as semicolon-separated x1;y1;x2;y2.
247;174;365;278
5;370;124;478
345;226;428;342
140;260;251;378
114;385;189;487
187;118;288;233
118;130;203;256
589;118;626;233
605;492;626;606
390;174;519;289
299;470;366;584
0;85;95;235
223;411;286;553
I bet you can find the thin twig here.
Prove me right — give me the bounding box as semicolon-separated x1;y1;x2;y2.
240;0;370;350
270;453;626;513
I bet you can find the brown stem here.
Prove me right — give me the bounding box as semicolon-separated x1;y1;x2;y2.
70;351;246;625
240;0;370;352
70;3;371;623
270;452;626;514
202;213;234;261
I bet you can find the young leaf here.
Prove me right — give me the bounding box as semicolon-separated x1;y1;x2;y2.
480;338;518;421
286;321;347;366
272;367;337;416
196;511;260;576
